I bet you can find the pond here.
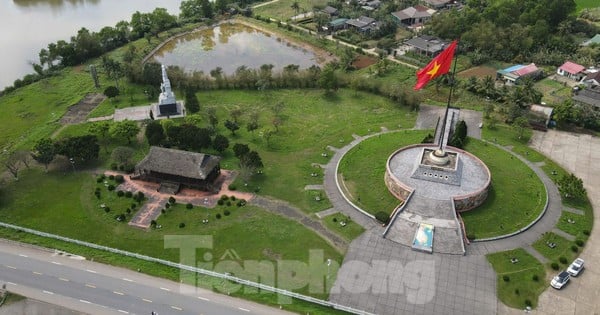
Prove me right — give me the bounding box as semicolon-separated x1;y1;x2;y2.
152;23;320;75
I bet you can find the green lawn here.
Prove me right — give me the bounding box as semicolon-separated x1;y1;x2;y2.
0;168;342;300
337;130;430;215
487;249;546;309
576;0;599;11
532;232;579;265
321;213;365;242
253;0;329;20
556;211;591;240
458;139;546;239
535;78;571;106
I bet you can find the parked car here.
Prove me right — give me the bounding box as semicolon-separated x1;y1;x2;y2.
567;258;584;276
551;271;570;289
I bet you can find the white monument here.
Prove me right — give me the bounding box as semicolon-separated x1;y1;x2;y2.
153;65;184;118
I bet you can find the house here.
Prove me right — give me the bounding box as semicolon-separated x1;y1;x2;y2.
496;63;543;85
421;0;452;10
582;70;600;87
345;16;378;33
324;18;348;32
529;104;554;130
391;5;435;27
132;146;221;193
573;86;600;109
404;35;448;56
322;6;339;17
557;61;586;81
366;0;381;9
581;34;600;46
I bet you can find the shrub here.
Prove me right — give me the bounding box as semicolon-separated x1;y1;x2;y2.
108;175;115;180
126;209;131;214
125;191;133;198
131;203;137;209
118;165;125;171
237;199;246;207
583;230;590;236
575;239;584;247
375;211;390;224
115;175;124;183
229;184;237;191
104;207;110;213
95;191;101;199
165;203;171;209
161;209;166;214
179;222;186;228
150;220;157;227
96;177;104;183
220;195;229;200
226;201;232;206
110;163;118;170
117;190;125;197
532;274;539;282
186;203;193;209
502;275;510;282
217;199;224;206
571;245;579;252
231;196;236;201
333;217;338;222
137;191;144;199
224;210;231;216
107;184;115;191
551;262;559;270
216;213;222;219
466;233;476;241
514;289;519;295
169;196;176;204
559;256;568;264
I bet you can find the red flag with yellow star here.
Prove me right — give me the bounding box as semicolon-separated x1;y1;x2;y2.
413;40;458;90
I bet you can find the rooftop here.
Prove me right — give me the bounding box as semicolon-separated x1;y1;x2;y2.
559;61;585;75
135;146;221;180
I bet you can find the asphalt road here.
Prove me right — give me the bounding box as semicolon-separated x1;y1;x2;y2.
0;240;292;315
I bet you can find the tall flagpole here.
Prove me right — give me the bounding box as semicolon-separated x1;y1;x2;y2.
436;42;460;154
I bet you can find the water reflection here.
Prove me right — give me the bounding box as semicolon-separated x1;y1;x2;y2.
153;23;319;75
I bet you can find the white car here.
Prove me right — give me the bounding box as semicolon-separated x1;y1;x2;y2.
551;271;570;289
567;258;584;276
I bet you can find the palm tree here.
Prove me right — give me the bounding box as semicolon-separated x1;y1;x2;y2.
291;1;300;15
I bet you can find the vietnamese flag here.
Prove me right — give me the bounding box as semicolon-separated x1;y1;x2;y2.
413;40;458;90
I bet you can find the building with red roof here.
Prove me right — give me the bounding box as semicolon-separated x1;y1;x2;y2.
557;61;586;81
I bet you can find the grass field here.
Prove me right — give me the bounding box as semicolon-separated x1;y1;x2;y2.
461;138;546;239
576;0;599;11
532;232;580;265
321;213;366;242
487;249;546;309
253;0;329;20
337;130;429;215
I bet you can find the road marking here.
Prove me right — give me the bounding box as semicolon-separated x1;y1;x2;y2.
59;277;69;282
86;269;97;274
197;296;210;301
122;278;133;282
6;282;16;286
160;287;171;291
33;271;43;275
170;306;183;311
42;290;53;295
79;299;91;304
238;307;251;312
113;291;124;295
85;284;96;288
117;310;129;314
19;254;28;257
5;265;16;269
51;261;62;265
142;298;152;303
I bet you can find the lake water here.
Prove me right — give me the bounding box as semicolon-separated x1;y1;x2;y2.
152;23;319;75
0;0;183;89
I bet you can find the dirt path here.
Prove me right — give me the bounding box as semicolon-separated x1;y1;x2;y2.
51;93;106;138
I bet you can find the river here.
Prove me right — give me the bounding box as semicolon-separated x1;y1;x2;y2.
0;0;184;89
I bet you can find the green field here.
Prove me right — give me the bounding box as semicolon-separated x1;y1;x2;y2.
321;213;366;242
253;0;329;20
576;0;599;11
487;249;546;309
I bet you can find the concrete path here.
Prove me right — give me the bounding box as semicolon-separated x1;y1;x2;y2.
315;208;338;219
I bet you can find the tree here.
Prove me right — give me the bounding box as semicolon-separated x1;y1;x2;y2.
207;107;219;128
318;65;338;92
247;121;259;134
291;1;300;15
224;120;240;135
32;138;55;171
110;120;140;144
175;124;211;151
513;116;529;139
3;152;21;180
233;143;250;158
229;107;243;123
558;173;586;201
184;89;200;114
145;120;166;145
111;146;135;166
14;150;32;169
55;135;100;162
212;134;229;153
240;150;263;169
89;121;111;152
104;86;120;101
449;120;468;148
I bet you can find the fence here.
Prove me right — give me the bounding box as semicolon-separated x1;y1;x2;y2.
0;221;374;315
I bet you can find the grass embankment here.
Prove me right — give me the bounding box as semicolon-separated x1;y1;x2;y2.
487;249;546;309
338;130;429;215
